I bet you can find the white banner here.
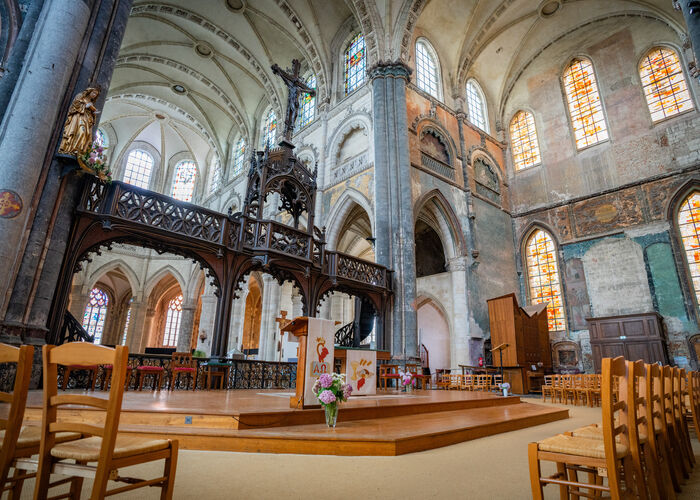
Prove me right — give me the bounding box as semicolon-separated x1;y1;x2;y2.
346;349;377;396
303;318;336;405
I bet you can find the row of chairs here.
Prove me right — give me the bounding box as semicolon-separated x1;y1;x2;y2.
542;374;602;407
436;373;503;392
529;358;699;499
0;342;178;499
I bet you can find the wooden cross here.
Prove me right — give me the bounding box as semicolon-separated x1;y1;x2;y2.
271;59;316;141
275;310;291;333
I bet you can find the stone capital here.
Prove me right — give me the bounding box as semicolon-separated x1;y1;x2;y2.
368;60;412;82
447;256;469;272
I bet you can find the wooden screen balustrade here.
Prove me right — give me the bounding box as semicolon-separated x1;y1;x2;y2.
47;173;393;355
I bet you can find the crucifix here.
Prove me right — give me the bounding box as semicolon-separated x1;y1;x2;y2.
271;59;316;142
275;310;292;361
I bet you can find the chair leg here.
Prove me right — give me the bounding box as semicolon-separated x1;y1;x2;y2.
528;443;544;500
69;466;85;500
567;465;581;499
62;368;71;390
160;440;179;500
642;442;663;500
555;462;568;499
34;456;53;500
8;467;25;500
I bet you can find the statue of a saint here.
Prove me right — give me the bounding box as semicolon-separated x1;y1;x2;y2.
58;87;100;156
271;59;315;141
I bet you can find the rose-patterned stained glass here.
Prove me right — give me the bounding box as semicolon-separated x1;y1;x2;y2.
416;40;440;99
171;160;197;202
121;297;133;345
82;288;109;344
466;79;488;133
639;47;694;122
525;230;566;332
344;33;366;95
678;192;700;310
163;294;183;347
123;149;153;189
510;111;541;170
233;138;246;177
298;74;316;129
563;58;608;149
261;109;277;148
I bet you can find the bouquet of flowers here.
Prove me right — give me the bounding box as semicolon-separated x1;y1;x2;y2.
312;373;352;427
78;140;112;183
499;381;511;396
399;370;416;389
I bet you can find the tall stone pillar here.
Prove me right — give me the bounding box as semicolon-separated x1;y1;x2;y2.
369;61;417;358
677;1;700;72
177;299;196;352
126;299;147;353
448;257;470;366
139;307;156;353
258;275;280;361
197;291;218;356
230;288;249;353
292;292;304;318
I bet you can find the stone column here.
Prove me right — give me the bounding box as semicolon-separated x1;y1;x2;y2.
177;298;197;352
291;292;304;318
68;289;90;321
197;291;218;356
369;61;417;358
448;257;470;366
126;299;147;353
677;1;700;72
258;275;281;361
139;307;156;353
230;288;249;353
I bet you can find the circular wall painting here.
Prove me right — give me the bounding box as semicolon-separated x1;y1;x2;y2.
0;190;22;218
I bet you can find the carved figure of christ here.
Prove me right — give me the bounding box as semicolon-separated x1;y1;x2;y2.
271;59;316;140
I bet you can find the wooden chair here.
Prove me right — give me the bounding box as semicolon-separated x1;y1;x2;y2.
662;365;689;484
61;364;98;391
645;363;678;498
560;374;576;405
100;364;133;391
689;370;700;441
435;370;450;390
550;374;563;403
490;374;503;393
168;352;197;391
459;374;473;391
135;364;164;391
673;368;695;470
474;374;491;392
572;374;587;406
379;364;400;390
586;374;602;407
27;342;178;499
541;375;554;402
528;357;639;500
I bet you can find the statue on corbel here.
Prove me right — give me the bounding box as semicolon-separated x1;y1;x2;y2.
58;87;112;182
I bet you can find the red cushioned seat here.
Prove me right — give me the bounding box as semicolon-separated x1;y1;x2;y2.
172;366;195;372
137;366;164;371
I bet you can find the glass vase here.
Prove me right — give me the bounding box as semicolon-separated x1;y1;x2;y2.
324;402;338;428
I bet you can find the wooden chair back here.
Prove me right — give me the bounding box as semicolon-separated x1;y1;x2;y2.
675;368;695;468
171;352;194;369
0;344;34;486
601;356;630;495
690;370;700;438
39;343;129;468
627;360;652;500
459;374;472;390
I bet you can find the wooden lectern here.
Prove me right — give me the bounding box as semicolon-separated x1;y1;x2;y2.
281;317;336;409
487;293;551;393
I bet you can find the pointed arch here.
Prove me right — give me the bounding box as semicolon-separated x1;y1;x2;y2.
669;179;700;316
413;189;467;260
324;189;375;251
143;265;187;302
86;259;140;296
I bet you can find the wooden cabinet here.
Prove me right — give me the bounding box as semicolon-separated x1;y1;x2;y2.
587;313;669;372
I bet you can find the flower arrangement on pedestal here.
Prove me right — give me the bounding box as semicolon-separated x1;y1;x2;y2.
399;370;416;392
499;382;511;397
77;140;112;183
312;373;352;428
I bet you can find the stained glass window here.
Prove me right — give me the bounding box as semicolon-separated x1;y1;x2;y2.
82;288;109;344
416;40;440;99
510;111;542;170
640;47;694;122
261;109;277;148
121;297;133;345
678;192;700;311
298;74;316;129
344;33;366;95
163;294;183;347
123;149;153;189
525;229;567;332
233;138;246;177
95;129;107;148
563;58;608;149
466;79;488;133
208;159;222;194
171;160;197;202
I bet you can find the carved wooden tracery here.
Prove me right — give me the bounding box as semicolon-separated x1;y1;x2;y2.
49;142;392;356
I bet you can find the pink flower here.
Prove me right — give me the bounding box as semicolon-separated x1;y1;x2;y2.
312;379;320;393
318;373;333;389
342;384;352;399
318;390;336;404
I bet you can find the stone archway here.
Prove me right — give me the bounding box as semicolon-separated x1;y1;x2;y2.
241;275;263;357
416;297;451;374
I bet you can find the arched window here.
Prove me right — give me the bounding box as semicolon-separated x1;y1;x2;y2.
415;39;441;99
95;129;108;149
208;159;222;194
510;111;542;170
678;191;700;311
563;57;608;149
639;47;694;122
344;33;366;95
233;138;246;177
163;294;183;347
298;74;316;129
123;149;154;189
121;297;133;345
82;288;109;344
261;109;277;148
171;160;197;202
466;79;488;132
525;229;567;332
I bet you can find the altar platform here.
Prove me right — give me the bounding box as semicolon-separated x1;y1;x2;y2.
22;389;568;456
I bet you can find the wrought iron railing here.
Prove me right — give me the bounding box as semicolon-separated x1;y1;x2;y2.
60;311;94;344
335;321;355;347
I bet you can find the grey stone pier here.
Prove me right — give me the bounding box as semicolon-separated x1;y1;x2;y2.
369;61;418;359
676;0;700;73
